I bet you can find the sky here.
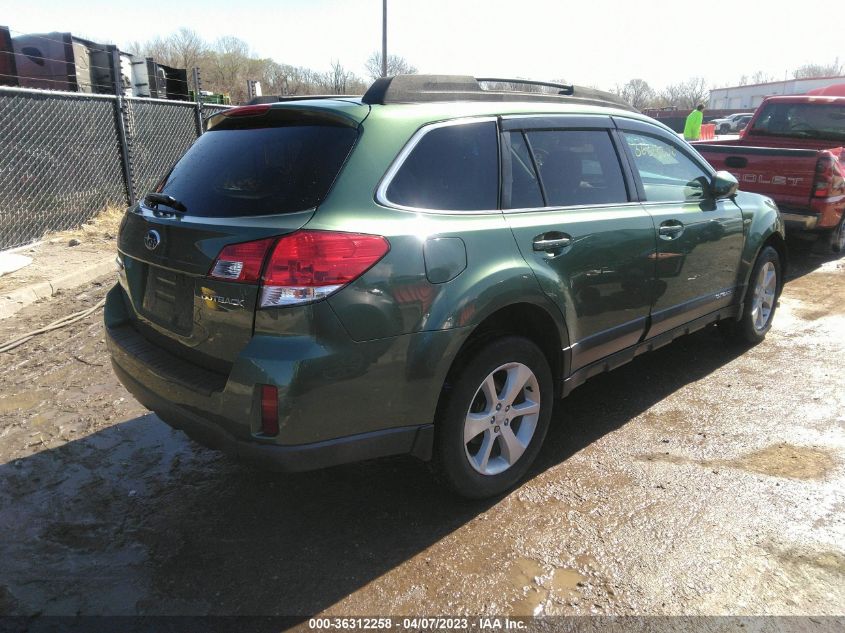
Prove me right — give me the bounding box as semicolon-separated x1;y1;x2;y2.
3;0;843;91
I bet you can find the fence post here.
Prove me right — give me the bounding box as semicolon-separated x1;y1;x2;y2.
192;67;203;137
111;48;136;205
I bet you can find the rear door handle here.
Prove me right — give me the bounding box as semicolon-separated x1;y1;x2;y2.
533;235;572;251
658;221;684;240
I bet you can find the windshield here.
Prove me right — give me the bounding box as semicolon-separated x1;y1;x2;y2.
747;102;845;140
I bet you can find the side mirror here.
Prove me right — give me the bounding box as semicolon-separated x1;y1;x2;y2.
710;171;739;199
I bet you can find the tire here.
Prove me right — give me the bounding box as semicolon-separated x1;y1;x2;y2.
720;245;782;345
828;216;845;254
431;336;553;499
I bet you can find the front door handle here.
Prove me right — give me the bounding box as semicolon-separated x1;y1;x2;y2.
658;221;684;240
533;234;572;251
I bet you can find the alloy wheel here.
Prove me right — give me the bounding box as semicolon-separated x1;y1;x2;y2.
751;261;777;332
463;362;541;476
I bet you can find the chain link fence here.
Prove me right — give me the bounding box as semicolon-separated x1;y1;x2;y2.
125;98;200;197
0;86;229;250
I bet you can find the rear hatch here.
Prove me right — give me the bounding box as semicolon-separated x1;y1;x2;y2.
117;101;368;369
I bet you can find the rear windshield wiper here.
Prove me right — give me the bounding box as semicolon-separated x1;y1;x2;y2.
144;192;187;214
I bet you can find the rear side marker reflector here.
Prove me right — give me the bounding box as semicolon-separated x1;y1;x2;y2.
260;384;279;436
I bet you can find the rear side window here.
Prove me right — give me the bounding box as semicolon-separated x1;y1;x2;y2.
525;130;628;207
157;124;357;217
386;121;498;210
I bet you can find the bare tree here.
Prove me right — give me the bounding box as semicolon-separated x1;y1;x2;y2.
319;60;366;95
620;78;655;110
793;59;843;79
167;28;207;71
208;36;252;102
129;29;378;101
132;35;171;61
277;64;321;95
750;71;769;84
660;77;709;110
364;52;417;80
320;59;350;94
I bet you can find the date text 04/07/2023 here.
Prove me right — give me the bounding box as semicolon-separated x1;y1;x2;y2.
307;617;528;630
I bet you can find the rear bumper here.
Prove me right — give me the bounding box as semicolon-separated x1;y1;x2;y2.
104;283;468;469
781;211;819;230
111;359;432;471
780;198;844;232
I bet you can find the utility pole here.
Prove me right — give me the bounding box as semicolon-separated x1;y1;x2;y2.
381;0;387;78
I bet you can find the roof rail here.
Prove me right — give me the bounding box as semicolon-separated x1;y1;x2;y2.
476;77;574;95
361;75;635;111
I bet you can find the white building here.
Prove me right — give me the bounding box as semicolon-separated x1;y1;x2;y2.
709;75;845;110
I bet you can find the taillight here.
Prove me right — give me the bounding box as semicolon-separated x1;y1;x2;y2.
813;154;835;198
260;385;279;436
207;231;390;307
208;238;275;283
260;231;390;307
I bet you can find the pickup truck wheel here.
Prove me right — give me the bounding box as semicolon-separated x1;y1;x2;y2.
432;336;553;499
720;246;781;344
829;217;845;253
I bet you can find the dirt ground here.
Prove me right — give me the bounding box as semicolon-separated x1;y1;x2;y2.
0;207;122;296
0;238;842;621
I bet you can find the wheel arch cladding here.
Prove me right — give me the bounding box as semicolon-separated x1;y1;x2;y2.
440;302;567;398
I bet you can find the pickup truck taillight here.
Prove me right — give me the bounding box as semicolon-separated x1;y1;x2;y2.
812;152;844;198
208;231;390;307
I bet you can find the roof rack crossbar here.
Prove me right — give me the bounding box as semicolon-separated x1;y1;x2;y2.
476;77;574;95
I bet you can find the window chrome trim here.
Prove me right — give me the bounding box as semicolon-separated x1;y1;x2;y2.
375;116;501;214
499;113;614;131
503;201;644;214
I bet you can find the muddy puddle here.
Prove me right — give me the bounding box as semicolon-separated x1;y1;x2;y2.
641;443;837;480
0;389;52;414
508;558;588;615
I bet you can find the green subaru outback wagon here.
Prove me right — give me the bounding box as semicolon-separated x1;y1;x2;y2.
106;75;786;498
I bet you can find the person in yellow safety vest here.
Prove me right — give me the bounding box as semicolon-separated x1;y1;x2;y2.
684;104;705;141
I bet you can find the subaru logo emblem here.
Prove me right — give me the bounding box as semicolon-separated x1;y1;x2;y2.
144;229;161;251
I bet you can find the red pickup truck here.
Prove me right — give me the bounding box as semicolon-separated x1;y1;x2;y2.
695;95;845;252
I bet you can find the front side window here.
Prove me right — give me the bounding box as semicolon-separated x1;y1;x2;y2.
385;121;498;211
524;130;628;207
622;132;710;203
506;131;544;209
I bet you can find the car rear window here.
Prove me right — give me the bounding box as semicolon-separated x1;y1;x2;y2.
748;102;845;141
155;124;357;217
385;121;498;211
